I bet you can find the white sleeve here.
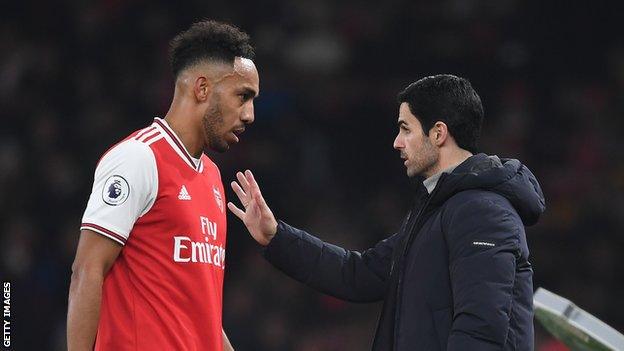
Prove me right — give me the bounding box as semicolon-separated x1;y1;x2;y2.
80;139;158;245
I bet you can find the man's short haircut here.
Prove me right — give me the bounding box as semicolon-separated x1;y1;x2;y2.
398;74;484;154
169;20;255;78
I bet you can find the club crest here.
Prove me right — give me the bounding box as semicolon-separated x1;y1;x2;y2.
213;186;224;213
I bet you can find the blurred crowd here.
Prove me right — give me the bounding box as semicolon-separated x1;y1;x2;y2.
1;0;622;350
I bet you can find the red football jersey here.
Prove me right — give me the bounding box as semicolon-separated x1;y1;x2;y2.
81;118;227;350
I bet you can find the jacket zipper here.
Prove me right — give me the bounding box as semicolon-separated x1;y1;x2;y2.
392;174;446;349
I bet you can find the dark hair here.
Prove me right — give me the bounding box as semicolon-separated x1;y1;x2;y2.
397;74;484;153
169;20;255;77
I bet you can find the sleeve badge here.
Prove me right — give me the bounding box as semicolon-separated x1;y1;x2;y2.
102;175;130;206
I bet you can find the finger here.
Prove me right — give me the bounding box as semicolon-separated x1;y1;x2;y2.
245;170;269;208
253;189;269;209
230;181;248;204
227;202;245;220
236;171;251;193
245;170;261;190
245;170;263;198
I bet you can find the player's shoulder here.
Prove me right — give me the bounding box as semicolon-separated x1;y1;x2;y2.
96;126;160;171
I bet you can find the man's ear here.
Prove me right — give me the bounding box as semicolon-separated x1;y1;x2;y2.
193;76;212;103
430;121;449;146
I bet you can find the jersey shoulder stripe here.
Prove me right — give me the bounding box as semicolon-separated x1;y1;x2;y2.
135;126;157;141
142;132;161;144
134;122;164;145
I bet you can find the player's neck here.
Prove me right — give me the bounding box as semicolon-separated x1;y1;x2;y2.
163;111;204;158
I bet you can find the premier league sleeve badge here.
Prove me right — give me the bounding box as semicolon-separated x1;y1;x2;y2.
102;175;130;206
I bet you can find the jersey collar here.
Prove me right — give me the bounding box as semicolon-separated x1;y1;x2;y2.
153;117;203;172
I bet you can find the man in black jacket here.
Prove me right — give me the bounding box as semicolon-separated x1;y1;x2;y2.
227;74;545;350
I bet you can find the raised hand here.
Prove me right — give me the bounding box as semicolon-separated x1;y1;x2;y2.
227;170;278;246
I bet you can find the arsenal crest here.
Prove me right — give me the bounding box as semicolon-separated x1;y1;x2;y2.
213;186;224;212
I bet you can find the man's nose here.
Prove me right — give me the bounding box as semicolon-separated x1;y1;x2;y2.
241;103;255;124
393;134;402;150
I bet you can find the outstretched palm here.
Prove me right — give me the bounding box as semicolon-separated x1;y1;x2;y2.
227;170;277;246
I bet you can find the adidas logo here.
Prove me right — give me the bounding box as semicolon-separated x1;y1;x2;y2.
178;185;191;200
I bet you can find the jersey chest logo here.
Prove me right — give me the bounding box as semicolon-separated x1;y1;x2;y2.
172;215;225;268
178;185;192;200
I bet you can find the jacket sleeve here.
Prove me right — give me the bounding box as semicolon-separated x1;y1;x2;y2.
443;198;522;350
262;220;400;302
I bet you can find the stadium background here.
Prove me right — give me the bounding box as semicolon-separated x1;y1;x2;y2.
1;0;623;350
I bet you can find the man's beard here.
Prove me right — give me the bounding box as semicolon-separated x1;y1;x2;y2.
202;101;229;153
407;139;439;179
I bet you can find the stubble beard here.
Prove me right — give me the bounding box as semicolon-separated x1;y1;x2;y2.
202;99;229;153
407;139;439;178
